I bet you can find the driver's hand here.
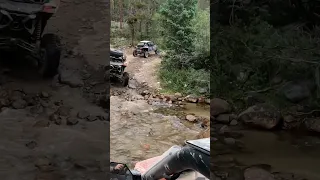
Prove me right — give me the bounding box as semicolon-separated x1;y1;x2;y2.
114;164;125;170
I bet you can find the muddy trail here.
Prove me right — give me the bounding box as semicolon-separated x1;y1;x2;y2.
110;49;210;167
0;0;109;179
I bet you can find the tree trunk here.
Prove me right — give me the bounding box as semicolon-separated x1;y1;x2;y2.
119;0;123;29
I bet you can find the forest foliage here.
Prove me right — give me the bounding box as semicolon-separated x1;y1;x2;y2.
111;0;210;96
213;0;320;109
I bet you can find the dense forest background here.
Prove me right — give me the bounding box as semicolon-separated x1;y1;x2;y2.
213;0;320;111
111;0;210;96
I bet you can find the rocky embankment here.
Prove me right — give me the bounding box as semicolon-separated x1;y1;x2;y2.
211;96;319;180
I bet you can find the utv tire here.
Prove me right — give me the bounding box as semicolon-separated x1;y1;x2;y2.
144;51;149;58
38;33;61;78
122;72;129;87
133;51;137;57
155;50;159;55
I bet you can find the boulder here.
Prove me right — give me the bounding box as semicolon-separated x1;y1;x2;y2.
211;98;231;116
304;118;320;133
238;104;281;129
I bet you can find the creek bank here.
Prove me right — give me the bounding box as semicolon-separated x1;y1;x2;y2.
211;97;320;180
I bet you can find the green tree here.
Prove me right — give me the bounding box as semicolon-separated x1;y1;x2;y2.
159;0;197;55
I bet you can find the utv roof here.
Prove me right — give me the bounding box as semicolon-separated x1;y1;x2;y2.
140;40;151;43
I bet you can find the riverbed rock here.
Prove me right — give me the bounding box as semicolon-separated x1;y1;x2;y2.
282;114;301;130
77;110;90;119
211;98;231;116
216;114;232;124
66;117;79;125
174;92;182;98
230;119;238;126
59;71;84;88
56;105;72;116
244;167;275;180
280;81;314;103
304;118;320;133
185;94;198;103
11;99;27;109
186;114;197;122
238;104;281;129
224;137;236;145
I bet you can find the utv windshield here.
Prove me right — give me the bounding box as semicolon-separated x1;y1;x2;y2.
137;43;145;47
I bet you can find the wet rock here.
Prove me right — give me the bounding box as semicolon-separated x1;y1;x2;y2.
219;125;230;134
224;137;236;145
186;114;197;122
283;115;300;130
211;98;231;116
216;114;232;124
40;100;49;108
304;118;320;133
11;99;27;109
59;71;84;88
87;115;97;122
41;91;50;98
56;105;72;116
230;119;238;126
67;117;79;125
0;98;10;107
77;110;90;119
280;81;313;103
24;95;37;106
238;104;281;129
10;90;24;101
185;94;198;103
244;167;274;180
49;114;62;125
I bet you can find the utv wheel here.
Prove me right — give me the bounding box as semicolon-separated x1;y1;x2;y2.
155;50;159;55
144;51;149;58
38;33;61;78
133;51;137;57
122;72;129;87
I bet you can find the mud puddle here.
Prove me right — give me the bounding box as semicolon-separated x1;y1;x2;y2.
233;130;320;180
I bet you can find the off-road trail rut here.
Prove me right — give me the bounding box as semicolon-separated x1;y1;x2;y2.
0;0;110;179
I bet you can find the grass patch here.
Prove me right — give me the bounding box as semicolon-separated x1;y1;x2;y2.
159;67;210;96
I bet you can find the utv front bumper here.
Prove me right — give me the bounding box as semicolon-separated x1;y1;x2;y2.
0;37;36;51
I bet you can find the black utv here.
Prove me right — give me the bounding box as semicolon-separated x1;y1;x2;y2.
0;0;61;77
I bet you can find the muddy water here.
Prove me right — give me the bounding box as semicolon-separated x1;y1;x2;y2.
110;96;209;168
233;130;320;180
184;103;210;118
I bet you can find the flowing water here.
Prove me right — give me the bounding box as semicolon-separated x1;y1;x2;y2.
110;96;210;168
233;130;320;180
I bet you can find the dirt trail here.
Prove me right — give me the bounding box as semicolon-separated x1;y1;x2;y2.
110;51;206;167
0;0;109;179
